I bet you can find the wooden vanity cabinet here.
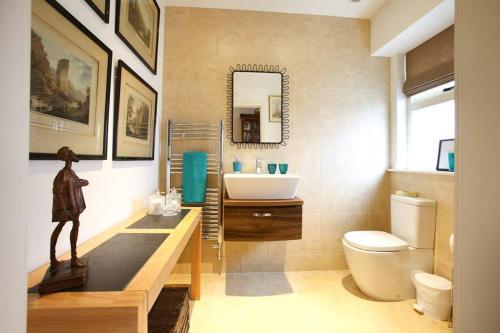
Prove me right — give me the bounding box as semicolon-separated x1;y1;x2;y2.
223;198;303;241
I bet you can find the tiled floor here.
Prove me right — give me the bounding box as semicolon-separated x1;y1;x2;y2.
167;270;452;333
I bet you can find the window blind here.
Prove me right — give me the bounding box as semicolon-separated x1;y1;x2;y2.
403;26;454;97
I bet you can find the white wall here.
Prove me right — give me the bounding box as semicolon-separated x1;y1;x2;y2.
27;0;166;271
454;0;500;331
389;54;407;169
0;1;30;331
370;0;454;56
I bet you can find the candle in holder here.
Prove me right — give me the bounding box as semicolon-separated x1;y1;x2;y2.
149;190;164;215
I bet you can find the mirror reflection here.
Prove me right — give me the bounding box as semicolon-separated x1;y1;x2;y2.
232;72;282;143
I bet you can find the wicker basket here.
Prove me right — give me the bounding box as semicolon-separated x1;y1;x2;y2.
148;287;190;333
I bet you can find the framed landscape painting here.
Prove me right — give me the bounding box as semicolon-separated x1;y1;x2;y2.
113;60;158;160
269;95;282;122
116;0;160;74
30;0;112;160
85;0;110;23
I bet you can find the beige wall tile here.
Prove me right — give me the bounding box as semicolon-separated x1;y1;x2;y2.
226;241;268;258
164;7;390;272
225;255;241;273
267;255;286;272
241;255;267;273
283;255;305;271
267;241;287;256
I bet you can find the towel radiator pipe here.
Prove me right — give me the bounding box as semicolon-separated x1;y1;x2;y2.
167;119;224;260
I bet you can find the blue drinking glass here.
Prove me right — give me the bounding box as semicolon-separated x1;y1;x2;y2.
279;163;288;174
268;163;277;174
233;160;242;173
448;152;455;172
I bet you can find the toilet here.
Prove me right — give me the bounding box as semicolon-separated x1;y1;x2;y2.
343;195;437;301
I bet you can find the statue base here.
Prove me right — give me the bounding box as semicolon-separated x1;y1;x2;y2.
38;257;89;295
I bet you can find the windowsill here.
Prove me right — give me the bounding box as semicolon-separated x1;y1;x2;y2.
387;169;454;176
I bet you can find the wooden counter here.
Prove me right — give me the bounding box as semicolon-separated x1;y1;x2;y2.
27;208;202;333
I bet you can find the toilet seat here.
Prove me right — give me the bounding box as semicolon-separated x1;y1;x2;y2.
344;231;408;252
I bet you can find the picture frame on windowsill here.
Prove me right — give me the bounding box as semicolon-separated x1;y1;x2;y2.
436;139;455;171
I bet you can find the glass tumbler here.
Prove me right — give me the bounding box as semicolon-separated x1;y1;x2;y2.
268;163;277;174
279;163;288;174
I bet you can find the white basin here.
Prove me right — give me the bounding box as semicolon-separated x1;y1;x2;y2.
224;173;300;200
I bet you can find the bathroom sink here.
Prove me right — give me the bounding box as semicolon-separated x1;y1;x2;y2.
224;173;300;200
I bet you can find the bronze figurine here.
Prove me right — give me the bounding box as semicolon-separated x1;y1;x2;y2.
50;146;89;269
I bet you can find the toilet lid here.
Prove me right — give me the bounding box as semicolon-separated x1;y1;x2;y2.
414;272;452;290
344;231;408;252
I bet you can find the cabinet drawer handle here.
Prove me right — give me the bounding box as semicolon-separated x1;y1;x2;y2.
253;212;273;217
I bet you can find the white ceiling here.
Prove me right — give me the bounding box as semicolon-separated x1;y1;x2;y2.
164;0;387;19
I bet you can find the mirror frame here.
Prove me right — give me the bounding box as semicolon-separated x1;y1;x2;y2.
227;64;289;149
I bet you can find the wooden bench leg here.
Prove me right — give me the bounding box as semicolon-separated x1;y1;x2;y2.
190;220;201;300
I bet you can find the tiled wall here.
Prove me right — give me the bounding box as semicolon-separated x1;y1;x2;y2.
390;172;455;280
161;7;391;272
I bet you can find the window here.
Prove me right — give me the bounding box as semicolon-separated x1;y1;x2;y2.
406;82;455;170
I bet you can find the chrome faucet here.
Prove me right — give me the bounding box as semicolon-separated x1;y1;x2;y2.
256;158;264;174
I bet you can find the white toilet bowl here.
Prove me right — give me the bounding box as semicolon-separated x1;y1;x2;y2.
343;231;433;301
343;195;437;301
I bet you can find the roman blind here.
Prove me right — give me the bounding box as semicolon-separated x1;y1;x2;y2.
403;25;454;96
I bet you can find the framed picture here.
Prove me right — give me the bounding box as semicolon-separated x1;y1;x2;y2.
30;0;112;160
436;139;455;171
113;60;158;160
116;0;160;74
84;0;110;23
269;95;282;122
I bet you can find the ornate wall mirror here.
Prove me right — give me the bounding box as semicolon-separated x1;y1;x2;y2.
227;65;289;148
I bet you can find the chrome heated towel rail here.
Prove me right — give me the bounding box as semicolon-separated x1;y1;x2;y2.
167;120;224;259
